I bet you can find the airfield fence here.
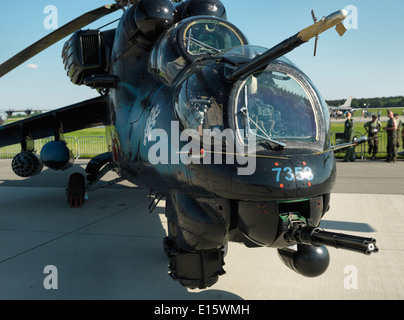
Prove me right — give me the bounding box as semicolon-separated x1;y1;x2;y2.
0;136;107;160
331;131;404;159
0;133;402;160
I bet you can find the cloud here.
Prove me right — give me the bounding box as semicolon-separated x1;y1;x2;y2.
27;64;39;69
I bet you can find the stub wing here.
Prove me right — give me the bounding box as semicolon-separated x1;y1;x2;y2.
0;96;109;148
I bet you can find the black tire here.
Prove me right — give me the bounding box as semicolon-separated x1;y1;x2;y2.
67;172;86;207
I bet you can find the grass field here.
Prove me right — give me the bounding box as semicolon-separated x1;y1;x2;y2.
68;127;106;138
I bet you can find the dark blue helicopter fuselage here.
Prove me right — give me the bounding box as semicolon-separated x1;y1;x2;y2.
108;12;336;196
105;6;337;250
0;0;376;290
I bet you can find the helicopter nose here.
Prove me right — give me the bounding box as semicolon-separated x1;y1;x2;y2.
230;157;298;200
232;153;335;248
231;153;336;200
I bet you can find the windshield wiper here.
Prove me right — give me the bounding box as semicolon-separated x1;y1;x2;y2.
239;107;286;149
186;30;221;55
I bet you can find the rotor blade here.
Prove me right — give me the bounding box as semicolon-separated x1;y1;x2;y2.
0;4;119;78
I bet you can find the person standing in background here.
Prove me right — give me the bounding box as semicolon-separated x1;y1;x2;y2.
383;111;397;163
394;113;403;149
364;114;381;160
344;112;356;162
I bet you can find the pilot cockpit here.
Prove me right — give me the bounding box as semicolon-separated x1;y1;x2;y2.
227;50;321;146
184;21;243;55
149;16;247;86
235;70;318;143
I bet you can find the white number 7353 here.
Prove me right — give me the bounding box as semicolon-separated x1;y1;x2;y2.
272;167;314;182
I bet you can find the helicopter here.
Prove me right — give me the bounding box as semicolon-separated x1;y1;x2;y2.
0;0;378;290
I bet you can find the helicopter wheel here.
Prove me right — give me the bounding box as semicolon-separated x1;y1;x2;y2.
66;172;86;208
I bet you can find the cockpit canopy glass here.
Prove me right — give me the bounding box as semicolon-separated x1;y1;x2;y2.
183;20;245;55
175;66;225;134
149;17;247;86
234;67;318;145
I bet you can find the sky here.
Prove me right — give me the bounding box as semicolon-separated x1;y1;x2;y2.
0;0;403;111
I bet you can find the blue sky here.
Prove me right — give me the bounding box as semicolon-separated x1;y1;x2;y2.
0;0;403;110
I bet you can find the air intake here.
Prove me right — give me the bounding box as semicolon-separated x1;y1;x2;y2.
62;29;109;85
81;34;100;65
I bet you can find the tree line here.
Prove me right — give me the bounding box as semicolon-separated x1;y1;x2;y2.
326;96;404;109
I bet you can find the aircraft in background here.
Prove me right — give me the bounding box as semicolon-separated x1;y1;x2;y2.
0;108;47;125
329;96;361;113
329;96;351;111
329;96;362;119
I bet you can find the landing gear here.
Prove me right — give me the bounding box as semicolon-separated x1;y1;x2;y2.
66;152;122;208
163;192;230;289
66;172;86;208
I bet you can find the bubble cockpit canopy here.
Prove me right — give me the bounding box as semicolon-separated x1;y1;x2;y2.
234;68;319;145
149;16;247;86
183;19;245;56
224;47;324;147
